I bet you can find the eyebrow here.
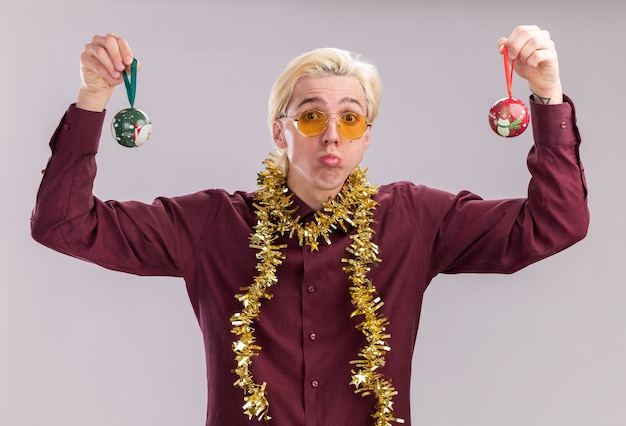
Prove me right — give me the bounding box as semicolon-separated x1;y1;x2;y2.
296;96;364;111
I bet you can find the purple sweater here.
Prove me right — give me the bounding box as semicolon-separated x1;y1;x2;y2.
31;97;588;425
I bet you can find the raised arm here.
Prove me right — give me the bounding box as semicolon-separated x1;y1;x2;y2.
426;26;588;276
30;35;210;277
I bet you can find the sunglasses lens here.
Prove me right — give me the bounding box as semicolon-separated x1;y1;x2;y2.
338;112;368;139
296;110;327;136
294;110;369;139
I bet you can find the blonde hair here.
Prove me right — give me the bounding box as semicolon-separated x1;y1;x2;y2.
268;47;382;171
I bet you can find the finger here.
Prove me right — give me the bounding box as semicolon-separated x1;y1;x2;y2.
97;33;129;72
81;35;120;80
497;37;508;54
82;33;137;85
81;45;120;85
102;34;141;80
517;32;555;66
505;25;541;60
88;34;133;72
523;44;558;69
112;34;135;68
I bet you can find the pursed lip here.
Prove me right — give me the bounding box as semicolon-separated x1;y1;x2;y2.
318;153;341;167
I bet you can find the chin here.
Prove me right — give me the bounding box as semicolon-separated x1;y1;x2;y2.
317;171;347;190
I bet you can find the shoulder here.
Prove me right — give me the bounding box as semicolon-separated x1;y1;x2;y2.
154;189;256;222
376;181;456;207
374;181;456;224
375;181;489;223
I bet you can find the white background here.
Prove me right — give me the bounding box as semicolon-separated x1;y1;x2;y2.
1;0;624;425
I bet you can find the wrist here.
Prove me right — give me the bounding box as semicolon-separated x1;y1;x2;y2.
529;82;563;105
76;86;114;112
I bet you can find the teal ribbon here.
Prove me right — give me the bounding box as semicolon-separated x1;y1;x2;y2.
122;58;138;108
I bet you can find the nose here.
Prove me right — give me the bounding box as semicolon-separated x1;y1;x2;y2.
322;116;341;145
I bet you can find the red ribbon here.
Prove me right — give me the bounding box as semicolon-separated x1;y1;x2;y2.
503;45;514;99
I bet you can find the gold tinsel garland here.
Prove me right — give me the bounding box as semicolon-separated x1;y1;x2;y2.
230;156;404;425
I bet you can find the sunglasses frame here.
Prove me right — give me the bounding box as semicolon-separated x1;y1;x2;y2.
282;109;372;140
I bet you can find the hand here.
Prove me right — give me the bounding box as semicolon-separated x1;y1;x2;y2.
77;33;137;111
498;25;562;104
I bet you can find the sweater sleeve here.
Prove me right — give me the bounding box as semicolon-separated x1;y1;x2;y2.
430;95;589;275
30;105;210;277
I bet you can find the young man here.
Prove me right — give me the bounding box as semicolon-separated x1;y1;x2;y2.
32;25;588;425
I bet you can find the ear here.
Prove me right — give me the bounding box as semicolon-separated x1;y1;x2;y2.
362;126;372;150
272;120;287;149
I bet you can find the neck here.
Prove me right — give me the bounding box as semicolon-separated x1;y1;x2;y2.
287;178;342;211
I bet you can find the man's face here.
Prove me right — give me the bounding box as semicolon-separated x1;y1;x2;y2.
272;75;371;208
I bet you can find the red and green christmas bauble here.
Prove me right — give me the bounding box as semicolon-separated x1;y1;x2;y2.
111;108;152;147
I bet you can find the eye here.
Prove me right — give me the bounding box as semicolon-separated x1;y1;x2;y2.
341;112;361;125
301;110;323;121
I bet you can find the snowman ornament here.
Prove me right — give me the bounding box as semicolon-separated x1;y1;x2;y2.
488;46;529;138
111;107;152;147
489;97;529;137
111;58;152;147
